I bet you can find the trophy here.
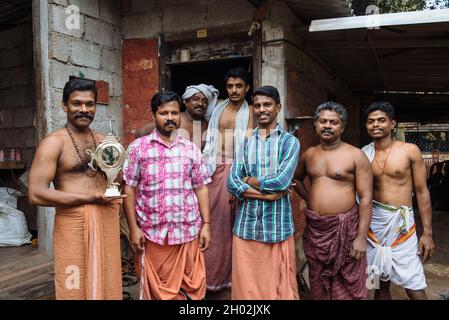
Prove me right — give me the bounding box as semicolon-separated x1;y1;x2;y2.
86;120;127;197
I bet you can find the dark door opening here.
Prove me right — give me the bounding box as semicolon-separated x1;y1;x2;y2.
168;57;253;110
0;3;37;247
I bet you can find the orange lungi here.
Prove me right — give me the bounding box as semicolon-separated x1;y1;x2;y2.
53;200;122;300
231;235;299;300
136;238;206;300
204;160;235;291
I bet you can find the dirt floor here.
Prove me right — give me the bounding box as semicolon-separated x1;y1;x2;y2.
1;211;448;300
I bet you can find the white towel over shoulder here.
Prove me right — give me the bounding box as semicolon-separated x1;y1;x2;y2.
361;144;426;290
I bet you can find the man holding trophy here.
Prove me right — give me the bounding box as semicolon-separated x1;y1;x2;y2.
122;91;212;300
28;78;125;300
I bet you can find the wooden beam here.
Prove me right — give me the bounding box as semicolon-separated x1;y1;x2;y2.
285;0;351;11
336;70;449;76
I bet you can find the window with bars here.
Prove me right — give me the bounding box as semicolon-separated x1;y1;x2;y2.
405;131;449;152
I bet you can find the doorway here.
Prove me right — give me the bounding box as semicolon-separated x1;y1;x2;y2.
167;56;254;108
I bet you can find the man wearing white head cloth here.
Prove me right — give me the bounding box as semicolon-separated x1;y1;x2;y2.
183;84;219;124
134;84;218;150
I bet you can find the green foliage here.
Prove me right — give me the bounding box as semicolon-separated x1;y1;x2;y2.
352;0;426;15
426;0;449;9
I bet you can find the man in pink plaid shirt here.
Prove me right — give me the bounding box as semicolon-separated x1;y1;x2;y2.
123;91;212;300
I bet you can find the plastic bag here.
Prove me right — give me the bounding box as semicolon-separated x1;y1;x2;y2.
0;202;32;247
0;187;18;208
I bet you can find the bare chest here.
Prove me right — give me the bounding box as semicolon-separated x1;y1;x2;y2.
307;153;355;181
58;138;98;174
372;152;410;180
180;117;207;138
219;109;237;132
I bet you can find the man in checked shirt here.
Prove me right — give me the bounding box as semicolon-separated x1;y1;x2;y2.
122;91;212;300
227;86;300;300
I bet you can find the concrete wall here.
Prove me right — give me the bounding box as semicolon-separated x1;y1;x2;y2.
122;0;254;39
33;0;124;256
0;19;36;163
47;0;123;135
259;1;291;123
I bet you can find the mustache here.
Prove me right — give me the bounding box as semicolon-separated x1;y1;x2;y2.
164;120;177;126
74;114;93;120
321;129;333;134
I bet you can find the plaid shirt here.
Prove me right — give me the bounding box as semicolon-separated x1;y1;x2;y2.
227;125;300;243
123;129;211;245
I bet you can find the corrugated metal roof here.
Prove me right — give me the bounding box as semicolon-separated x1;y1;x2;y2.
298;9;449;92
0;0;31;29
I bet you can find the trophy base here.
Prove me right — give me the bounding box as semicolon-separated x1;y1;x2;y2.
104;186;121;198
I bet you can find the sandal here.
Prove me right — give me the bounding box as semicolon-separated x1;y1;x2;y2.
122;291;132;300
179;288;192;300
122;275;138;287
121;257;137;276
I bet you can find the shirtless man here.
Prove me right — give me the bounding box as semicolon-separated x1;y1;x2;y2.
28;78;123;300
294;101;372;300
202;67;254;291
134;84;218;150
362;101;435;300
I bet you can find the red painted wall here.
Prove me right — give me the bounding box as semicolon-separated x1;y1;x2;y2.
122;39;159;146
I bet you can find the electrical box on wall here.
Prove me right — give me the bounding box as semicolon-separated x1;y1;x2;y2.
197;29;207;39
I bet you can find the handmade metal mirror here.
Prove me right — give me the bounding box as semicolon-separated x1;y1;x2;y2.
86;131;126;197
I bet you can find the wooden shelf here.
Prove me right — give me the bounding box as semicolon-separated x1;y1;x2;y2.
166;55;252;66
0;161;26;170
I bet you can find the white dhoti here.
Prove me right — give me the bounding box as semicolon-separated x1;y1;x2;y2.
366;200;426;291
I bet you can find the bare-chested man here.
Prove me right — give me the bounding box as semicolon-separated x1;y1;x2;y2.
362;101;435;300
28;78;124;300
294;102;372;300
202;67;254;291
134;84;218;150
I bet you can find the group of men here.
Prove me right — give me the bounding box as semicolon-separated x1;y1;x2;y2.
27;66;435;300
